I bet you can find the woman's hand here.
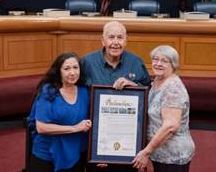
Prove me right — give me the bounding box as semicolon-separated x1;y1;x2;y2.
36;120;92;135
132;149;150;170
75;120;92;132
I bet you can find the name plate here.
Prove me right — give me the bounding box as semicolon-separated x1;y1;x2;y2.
43;9;70;17
113;9;137;18
182;12;210;20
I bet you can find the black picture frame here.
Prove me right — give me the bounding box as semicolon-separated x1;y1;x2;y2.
88;85;149;165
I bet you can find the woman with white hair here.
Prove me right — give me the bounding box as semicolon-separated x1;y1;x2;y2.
133;45;195;172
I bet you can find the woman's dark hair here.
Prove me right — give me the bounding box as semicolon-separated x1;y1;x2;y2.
36;52;84;101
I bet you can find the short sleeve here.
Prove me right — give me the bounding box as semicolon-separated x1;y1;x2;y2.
34;85;56;123
161;82;186;109
132;57;151;86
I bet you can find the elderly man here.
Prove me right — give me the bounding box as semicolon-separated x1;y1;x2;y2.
81;21;150;172
81;21;150;89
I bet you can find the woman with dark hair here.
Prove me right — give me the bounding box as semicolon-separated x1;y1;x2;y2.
28;52;92;172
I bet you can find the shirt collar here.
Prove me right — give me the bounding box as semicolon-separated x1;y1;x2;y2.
100;48;124;68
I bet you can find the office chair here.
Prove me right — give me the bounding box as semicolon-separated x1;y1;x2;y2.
65;0;97;15
129;0;160;16
193;2;216;18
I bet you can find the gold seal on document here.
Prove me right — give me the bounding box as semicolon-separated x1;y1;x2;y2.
113;142;121;151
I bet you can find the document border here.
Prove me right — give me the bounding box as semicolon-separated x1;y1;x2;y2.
88;85;149;164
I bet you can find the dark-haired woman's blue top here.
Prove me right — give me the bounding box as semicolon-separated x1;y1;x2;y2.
29;84;89;171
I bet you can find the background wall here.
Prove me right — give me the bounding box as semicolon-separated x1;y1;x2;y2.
0;0;66;14
0;0;202;17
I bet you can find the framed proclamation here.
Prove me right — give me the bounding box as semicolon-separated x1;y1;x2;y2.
88;85;149;164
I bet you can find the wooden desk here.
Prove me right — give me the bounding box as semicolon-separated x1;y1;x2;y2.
0;16;216;78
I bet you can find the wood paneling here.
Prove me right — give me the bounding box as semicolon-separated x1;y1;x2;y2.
0;33;57;78
180;36;216;77
58;32;102;57
0;17;216;78
0;36;3;71
126;34;180;71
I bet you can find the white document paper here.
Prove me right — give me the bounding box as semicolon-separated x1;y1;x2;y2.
97;94;139;156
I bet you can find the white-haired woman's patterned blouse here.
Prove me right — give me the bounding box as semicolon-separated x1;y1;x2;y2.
148;74;195;165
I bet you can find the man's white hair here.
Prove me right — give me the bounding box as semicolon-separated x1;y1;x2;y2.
103;21;127;37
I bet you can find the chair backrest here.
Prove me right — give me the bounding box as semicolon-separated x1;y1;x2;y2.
65;0;97;15
193;2;216;18
129;0;160;16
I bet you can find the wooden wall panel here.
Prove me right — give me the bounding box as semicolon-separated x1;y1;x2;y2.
180;36;216;77
58;33;180;75
58;32;102;58
126;34;180;71
0;36;3;72
0;17;216;78
1;33;57;78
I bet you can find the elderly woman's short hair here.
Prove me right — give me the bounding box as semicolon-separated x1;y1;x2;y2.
150;45;179;70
